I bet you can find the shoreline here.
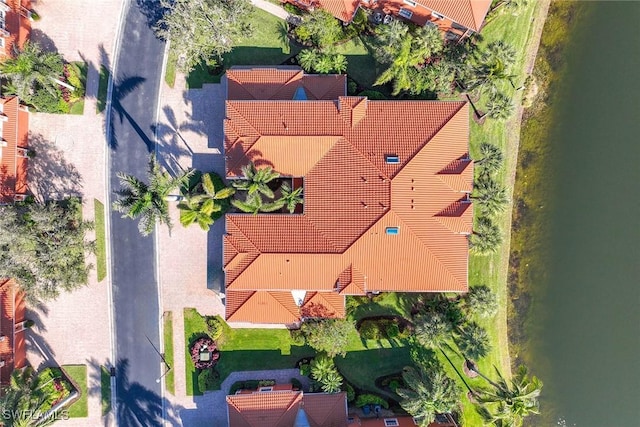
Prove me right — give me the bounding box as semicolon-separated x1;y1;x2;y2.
494;0;551;376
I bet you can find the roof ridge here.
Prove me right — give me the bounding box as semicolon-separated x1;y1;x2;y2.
270;291;302;320
226;101;262;138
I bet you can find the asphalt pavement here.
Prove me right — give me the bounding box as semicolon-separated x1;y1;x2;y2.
108;2;167;425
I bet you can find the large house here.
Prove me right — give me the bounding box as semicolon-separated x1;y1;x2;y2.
0;0;32;58
283;0;492;41
222;67;472;325
0;95;29;203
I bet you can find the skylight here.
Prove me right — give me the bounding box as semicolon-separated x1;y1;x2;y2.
385;154;400;164
385;227;400;235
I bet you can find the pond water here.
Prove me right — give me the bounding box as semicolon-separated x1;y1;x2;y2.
523;2;640;426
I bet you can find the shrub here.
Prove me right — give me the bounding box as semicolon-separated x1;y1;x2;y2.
258;380;275;387
24;319;35;328
386;323;400;339
291;378;302;390
197;368;219;392
30;88;66;113
283;3;304;15
358;320;381;340
389;380;401;391
244;380;259;390
301;319;356;357
229;381;244;395
355;393;389;409
344;382;355;402
358;90;387;100
299;363;311;377
205;316;224;340
348;80;358;95
290;328;306;346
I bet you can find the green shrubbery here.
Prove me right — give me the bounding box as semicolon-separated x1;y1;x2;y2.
205;316;224;340
357;317;410;341
355;393;389;409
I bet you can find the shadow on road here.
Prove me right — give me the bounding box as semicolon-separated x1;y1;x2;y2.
151;105;192;176
135;0;170;30
116;358;182;426
28;132;83;202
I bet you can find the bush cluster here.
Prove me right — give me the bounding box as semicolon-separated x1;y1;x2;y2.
357;317;409;340
197;368;219;392
355;393;389;409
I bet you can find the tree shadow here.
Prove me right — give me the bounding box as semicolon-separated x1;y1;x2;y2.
27;132;83;202
135;0;170;31
115;358;182;426
87;357;114;427
151;105;192;176
107;74;149;151
25;326;57;371
29;29;59;54
0;165;15;198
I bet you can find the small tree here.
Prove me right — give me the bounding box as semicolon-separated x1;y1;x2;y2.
155;0;253;73
472;175;509;217
294;9;343;50
310;354;343;393
397;364;460;426
232;163;280;199
278;182;304;213
0;199;95;303
178;172;234;231
465;285;498;319
231;192;285;215
205;316;224;340
474;142;504;176
486;91;514;121
301;319;356;357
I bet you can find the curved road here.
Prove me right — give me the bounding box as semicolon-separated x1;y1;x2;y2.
108;2;166;425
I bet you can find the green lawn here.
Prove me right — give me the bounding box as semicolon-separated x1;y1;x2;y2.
62;365;88;418
100;366;111;415
94;199;107;282
96;65;110;113
334;36;381;89
163;311;175;394
68;61;88;115
165;52;177;88
186;7;301;88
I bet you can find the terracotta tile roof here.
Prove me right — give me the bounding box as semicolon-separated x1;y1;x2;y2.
0;279;25;385
0;96;29;203
223;70;472;323
415;0;493;31
2;0;32;58
357;415;457;427
312;0;361;23
226;67;346;101
225;290;345;324
227;390;348;427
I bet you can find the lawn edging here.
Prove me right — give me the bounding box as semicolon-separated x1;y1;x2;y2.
163;311;175;394
94;199;107;282
61;364;88;418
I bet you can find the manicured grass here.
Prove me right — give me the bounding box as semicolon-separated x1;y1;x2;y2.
63;365;88;418
100;366;111;415
186;7;301;88
334;36;381;89
96;65;110;113
163;311;175;394
184;308;314;395
165;52;177;88
94;199;107;282
68;61;88;115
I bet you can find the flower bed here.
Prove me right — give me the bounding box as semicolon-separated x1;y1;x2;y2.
190;337;220;369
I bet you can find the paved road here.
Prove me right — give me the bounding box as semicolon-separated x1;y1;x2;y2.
108;2;166;426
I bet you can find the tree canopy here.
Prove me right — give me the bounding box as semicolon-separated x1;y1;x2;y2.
0;198;94;303
155;0;253;72
300;318;356;357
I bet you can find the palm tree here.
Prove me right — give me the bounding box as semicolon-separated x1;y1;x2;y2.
466;285;498;318
320;369;343;393
0;42;67;112
0;367;57;427
474;142;504;175
278;182;303;213
178;172;235;231
413;312;452;349
374;19;409;63
113;155;192;236
332;54;348;74
310;354;336;382
315;53;334;74
486;91;514;121
472;175;508;216
231;192;284;215
297;49;319;73
470;216;503;255
473;365;543;426
231;162;280;199
454;322;491;362
467;41;517;95
397;365;460;427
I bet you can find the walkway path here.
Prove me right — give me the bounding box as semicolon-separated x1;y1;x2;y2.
250;0;292;20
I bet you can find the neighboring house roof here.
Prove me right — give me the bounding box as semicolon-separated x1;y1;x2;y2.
226;67;346;101
0;96;29;203
1;0;32;57
226;390;347;427
223;68;472;324
0;279;27;385
356;415;458;427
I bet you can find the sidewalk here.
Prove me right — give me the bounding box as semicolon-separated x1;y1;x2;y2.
24;2;125;426
250;0;292;20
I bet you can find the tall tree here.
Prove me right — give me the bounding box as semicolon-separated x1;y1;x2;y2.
454;322;491;362
470;216;503;255
293;9;343;51
413;312;452;349
465;285;498;319
0;41;64;109
486;91;515;121
231;163;280;199
472;175;509;216
466;40;517;95
397;364;460;426
113;155;192;236
155;0;253;73
474;365;543;427
474;142;504;176
0;199;94;304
